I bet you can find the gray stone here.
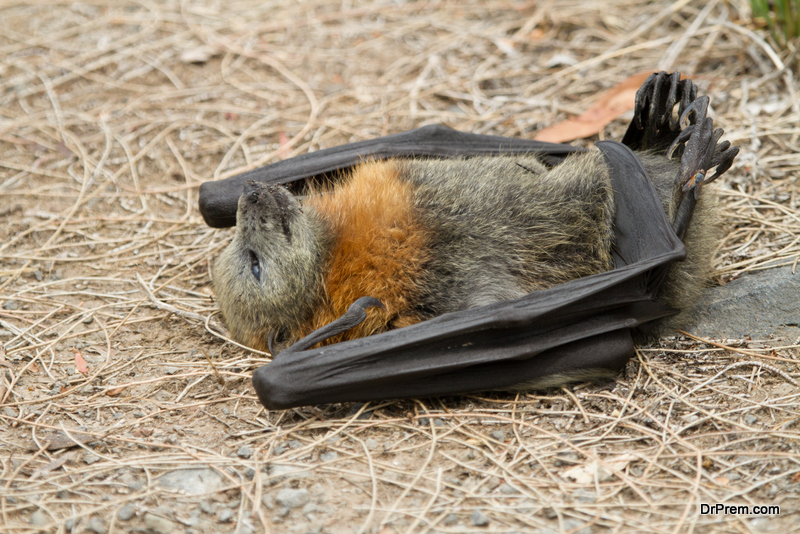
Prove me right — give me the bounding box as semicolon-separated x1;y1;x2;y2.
443;513;459;525
237;446;254;459
87;517;106;534
489;430;507;441
365;438;379;450
471;509;490;526
218;509;235;522
276;488;310;509
320;451;338;462
33;270;43;281
745;414;759;425
199;501;215;514
268;464;310;483
2;300;18;310
30;510;48;527
144;512;176;534
499;483;519;494
157;468;223;494
83;453;100;465
686;267;800;339
117;504;136;521
164;367;179;375
287;440;303;449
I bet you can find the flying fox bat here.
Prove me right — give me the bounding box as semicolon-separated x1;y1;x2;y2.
198;72;738;410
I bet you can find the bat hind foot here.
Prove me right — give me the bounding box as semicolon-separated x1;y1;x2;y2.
622;71;698;152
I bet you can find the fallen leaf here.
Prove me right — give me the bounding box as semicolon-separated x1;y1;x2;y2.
30;451;77;480
73;348;88;375
563;454;636;484
55;142;73;157
278;131;290;160
534;72;659;143
106;385;128;397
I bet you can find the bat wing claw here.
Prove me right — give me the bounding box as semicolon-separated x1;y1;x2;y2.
281;296;386;354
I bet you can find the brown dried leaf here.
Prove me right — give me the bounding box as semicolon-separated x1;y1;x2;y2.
534;72;654;143
73;348;88;376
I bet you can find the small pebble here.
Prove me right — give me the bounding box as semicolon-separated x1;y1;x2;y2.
489;430;507;441
117;504;136;521
144;512;175;534
276;488;310;509
471;509;490;527
163;367;179;375
287;440;303;449
3;300;19;310
218;509;235;523
365;438;379;450
83;453;100;465
320;451;338;462
237;446;254;459
272;444;286;456
87;517;106;534
744;414;759;425
199;501;215;514
443;513;459;525
499;483;518;494
34;270;43;282
30;510;48;527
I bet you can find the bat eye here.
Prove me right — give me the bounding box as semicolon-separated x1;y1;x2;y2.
249;250;260;281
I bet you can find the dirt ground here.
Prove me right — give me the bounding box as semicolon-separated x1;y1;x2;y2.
1;1;799;533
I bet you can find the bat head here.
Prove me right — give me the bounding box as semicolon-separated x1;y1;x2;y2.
212;180;328;351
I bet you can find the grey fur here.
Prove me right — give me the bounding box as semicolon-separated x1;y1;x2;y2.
213;182;329;348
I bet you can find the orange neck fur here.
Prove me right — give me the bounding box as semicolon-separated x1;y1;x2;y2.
295;160;430;342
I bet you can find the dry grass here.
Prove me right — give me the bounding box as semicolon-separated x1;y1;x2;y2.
1;1;799;533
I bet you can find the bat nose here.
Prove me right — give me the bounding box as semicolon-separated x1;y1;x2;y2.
243;180;262;203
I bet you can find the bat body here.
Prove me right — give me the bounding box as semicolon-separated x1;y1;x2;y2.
200;72;738;409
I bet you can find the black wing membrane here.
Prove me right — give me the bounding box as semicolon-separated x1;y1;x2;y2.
198;125;582;228
250;141;685;409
